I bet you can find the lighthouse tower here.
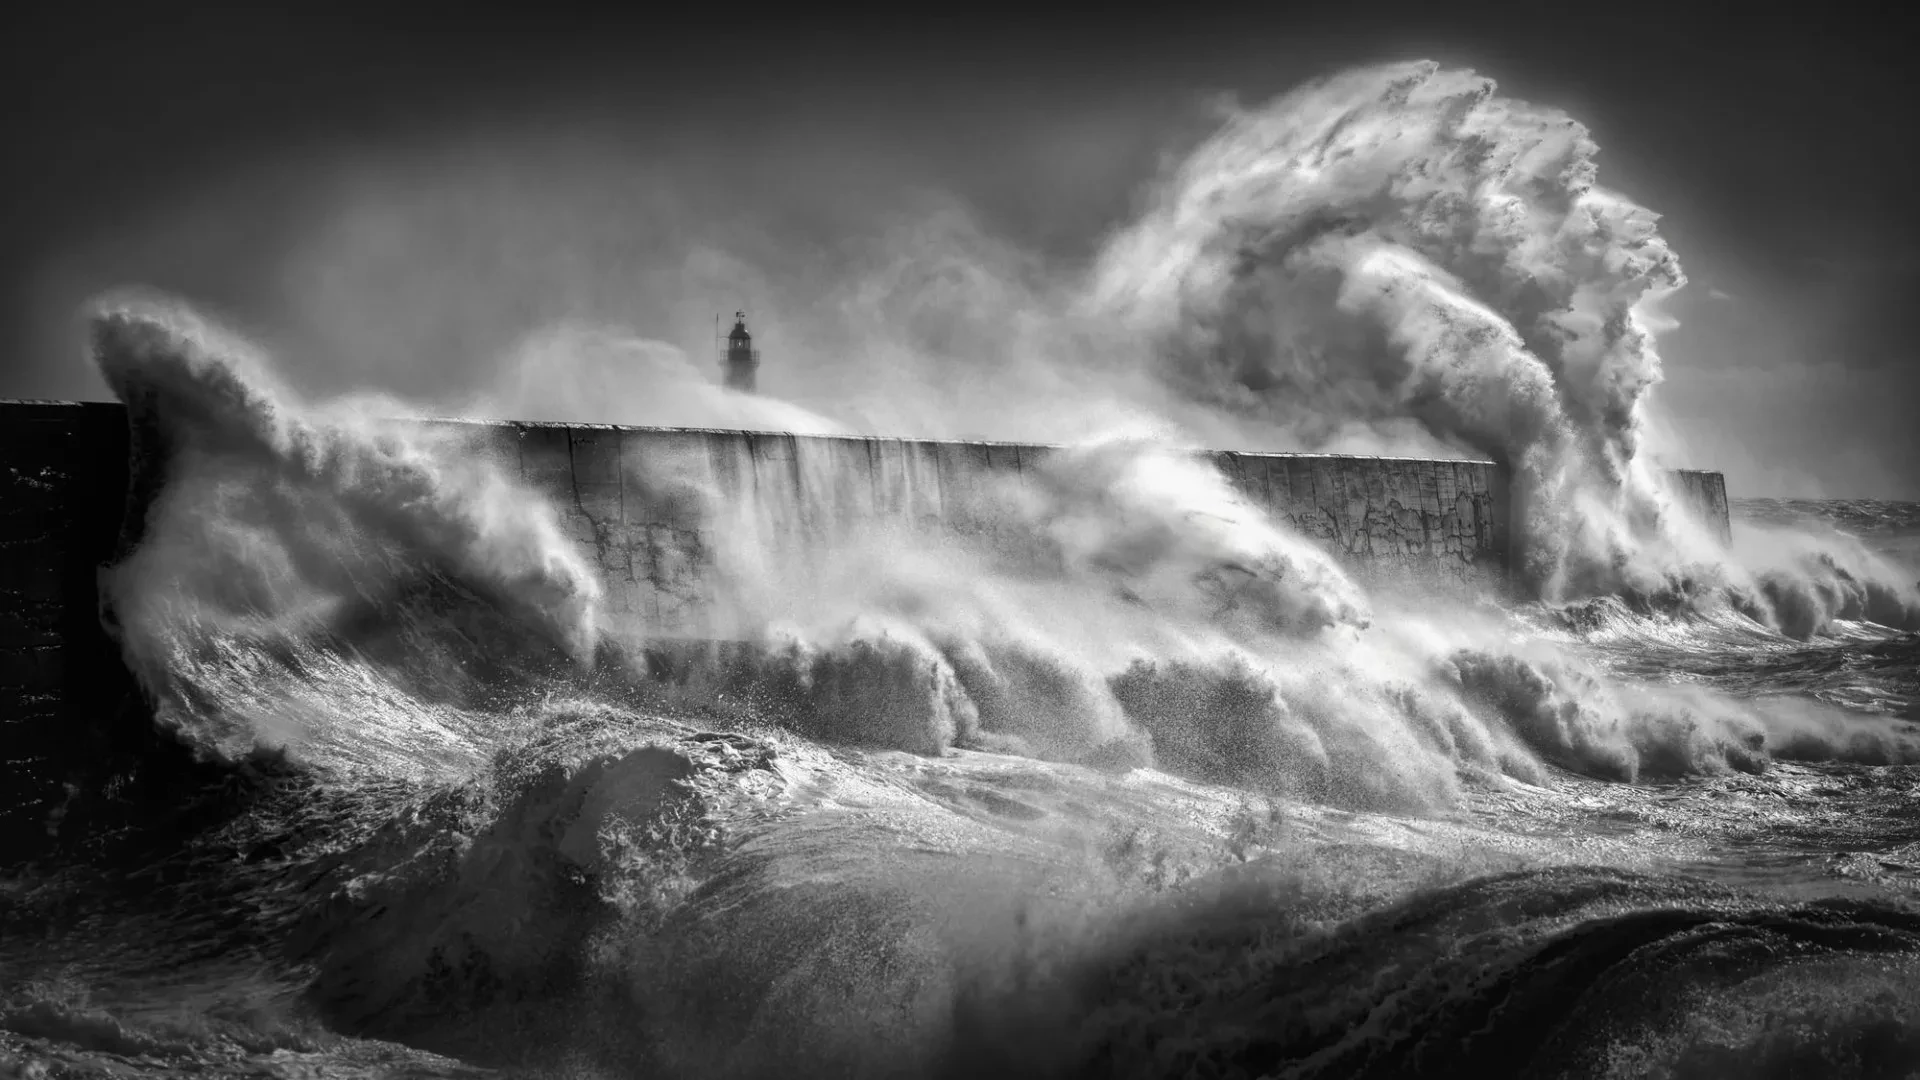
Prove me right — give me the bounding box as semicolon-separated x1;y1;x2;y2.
722;311;759;393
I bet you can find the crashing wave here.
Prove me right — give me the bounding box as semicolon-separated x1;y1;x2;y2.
1082;61;1920;639
90;300;603;774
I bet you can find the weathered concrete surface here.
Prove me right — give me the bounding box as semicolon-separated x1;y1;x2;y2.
1211;450;1510;594
0;400;1732;860
415;419;1515;638
1672;469;1732;545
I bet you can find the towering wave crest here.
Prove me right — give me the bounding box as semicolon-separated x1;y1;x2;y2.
1085;61;1679;591
1081;60;1920;637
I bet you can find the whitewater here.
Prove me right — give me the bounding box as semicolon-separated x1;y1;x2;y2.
5;60;1920;1080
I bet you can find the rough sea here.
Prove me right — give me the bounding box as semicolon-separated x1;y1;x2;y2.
8;60;1920;1080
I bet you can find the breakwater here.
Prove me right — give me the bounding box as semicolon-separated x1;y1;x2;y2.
0;400;1731;856
472;418;1514;640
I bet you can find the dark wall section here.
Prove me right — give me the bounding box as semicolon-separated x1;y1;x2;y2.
0;401;190;862
2;403;122;852
1672;469;1732;545
3;401;270;867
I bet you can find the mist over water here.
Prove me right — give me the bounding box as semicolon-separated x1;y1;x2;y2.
10;59;1920;1080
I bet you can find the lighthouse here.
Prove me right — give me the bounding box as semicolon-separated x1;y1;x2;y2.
722;311;759;393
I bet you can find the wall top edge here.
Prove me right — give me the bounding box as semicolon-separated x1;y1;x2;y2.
0;397;1520;468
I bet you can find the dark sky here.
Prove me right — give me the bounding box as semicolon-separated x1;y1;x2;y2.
5;4;1916;497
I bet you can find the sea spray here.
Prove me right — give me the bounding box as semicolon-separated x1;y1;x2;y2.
75;58;1920;791
636;433;1381;766
614;416;1919;793
1084;61;1682;599
90;300;603;773
1079;60;1920;640
485;320;850;436
1016;436;1371;636
89;291;1920;809
1731;522;1920;638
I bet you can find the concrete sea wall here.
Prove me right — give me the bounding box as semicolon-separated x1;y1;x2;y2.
443;418;1515;640
0;400;1732;857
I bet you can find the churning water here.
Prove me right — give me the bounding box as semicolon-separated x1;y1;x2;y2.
5;61;1920;1080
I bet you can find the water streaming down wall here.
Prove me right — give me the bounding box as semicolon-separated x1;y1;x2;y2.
0;400;1728;857
444;418;1515;640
